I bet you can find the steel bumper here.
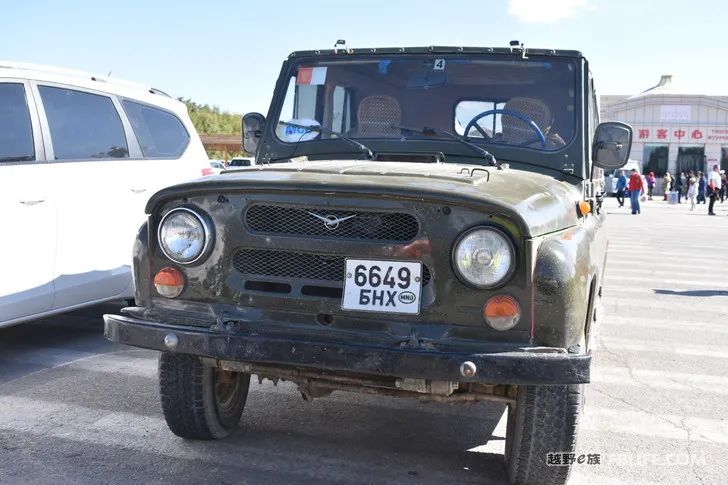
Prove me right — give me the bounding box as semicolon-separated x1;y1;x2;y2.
103;313;590;385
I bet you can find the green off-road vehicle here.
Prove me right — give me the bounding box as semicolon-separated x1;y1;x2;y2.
105;44;631;484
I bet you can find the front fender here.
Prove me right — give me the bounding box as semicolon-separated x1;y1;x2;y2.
132;220;152;307
532;216;606;349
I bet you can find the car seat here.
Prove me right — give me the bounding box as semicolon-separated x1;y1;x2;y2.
356;95;401;136
501;96;552;145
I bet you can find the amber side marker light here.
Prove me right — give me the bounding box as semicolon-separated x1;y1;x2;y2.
483;295;521;331
577;201;592;218
154;267;185;298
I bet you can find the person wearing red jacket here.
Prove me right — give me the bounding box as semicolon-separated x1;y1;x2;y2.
628;169;643;214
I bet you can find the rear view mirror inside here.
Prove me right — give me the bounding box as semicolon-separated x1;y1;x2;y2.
407;71;447;89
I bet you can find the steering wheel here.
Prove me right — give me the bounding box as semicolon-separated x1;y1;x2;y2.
463;109;547;149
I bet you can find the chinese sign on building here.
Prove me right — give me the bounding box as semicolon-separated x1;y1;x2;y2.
633;127;728;143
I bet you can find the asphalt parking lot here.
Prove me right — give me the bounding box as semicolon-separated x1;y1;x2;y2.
1;197;727;485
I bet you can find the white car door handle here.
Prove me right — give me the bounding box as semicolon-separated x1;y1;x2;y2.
19;198;46;206
130;187;148;193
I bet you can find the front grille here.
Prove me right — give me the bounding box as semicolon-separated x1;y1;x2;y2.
234;249;344;281
232;249;431;285
245;205;419;242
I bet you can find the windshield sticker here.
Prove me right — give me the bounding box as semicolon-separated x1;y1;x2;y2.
297;66;328;85
276;119;321;142
433;59;446;70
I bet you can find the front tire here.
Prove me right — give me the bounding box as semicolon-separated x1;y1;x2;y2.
505;384;583;485
158;353;251;440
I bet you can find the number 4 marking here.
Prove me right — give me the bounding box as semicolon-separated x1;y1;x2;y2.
434;59;445;70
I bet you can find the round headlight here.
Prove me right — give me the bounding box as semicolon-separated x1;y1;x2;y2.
158;208;210;264
453;227;515;288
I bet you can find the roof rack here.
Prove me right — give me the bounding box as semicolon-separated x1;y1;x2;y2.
288;46;583;59
0;60;171;97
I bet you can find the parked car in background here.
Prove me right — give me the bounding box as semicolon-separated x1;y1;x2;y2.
228;156;254;167
0;61;210;327
207;159;226;175
605;159;641;195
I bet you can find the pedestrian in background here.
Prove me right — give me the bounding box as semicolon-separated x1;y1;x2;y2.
615;170;627;207
646;172;656;200
663;172;672;201
628;168;643;214
687;175;698;211
721;171;727;203
708;165;721;215
675;171;684;204
697;171;706;204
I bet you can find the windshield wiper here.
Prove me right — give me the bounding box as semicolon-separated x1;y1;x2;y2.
277;121;375;160
390;124;497;166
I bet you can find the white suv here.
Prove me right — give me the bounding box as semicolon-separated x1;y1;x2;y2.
0;62;210;327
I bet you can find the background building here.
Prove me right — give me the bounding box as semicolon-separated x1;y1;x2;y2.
601;76;728;182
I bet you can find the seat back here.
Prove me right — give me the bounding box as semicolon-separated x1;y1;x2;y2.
501;97;551;145
356;95;401;136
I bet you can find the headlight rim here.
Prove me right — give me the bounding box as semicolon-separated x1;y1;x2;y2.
157;206;213;265
451;225;517;290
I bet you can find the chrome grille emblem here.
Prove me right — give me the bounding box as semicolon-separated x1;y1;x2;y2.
306;211;356;230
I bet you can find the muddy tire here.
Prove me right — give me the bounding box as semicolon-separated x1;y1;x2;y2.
158;353;250;440
505;384;583;485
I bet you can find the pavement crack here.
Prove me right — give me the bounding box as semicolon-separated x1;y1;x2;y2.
598;341;660;393
597;341;708;484
678;413;706;485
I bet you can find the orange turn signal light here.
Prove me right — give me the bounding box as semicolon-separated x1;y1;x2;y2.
483;295;521;331
154;267;185;298
577;201;592;217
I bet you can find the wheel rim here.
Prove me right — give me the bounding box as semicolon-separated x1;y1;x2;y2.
213;368;240;411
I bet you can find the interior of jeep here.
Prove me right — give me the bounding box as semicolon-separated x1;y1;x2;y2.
276;56;577;151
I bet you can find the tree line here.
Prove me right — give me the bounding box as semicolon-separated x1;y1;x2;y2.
179;98;244;160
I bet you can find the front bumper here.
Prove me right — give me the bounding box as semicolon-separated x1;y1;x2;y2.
103;313;591;385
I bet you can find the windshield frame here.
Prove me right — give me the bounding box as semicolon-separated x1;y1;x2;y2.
259;50;588;178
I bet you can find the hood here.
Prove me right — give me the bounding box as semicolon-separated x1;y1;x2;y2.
148;161;581;237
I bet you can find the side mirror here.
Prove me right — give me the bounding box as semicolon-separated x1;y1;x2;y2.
242;112;266;156
592;122;633;170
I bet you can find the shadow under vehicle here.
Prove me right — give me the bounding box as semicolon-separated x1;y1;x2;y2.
104;44;631;485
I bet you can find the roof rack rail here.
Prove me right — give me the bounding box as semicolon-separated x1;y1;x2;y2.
0;60;171;97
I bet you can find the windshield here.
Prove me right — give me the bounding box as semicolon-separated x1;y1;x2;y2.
274;55;577;153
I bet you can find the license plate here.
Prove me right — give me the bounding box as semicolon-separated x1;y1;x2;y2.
342;259;423;314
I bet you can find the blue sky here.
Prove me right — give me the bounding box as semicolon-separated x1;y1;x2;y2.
3;0;726;114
